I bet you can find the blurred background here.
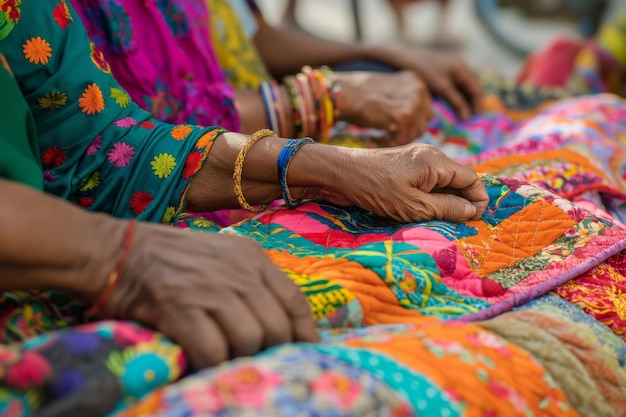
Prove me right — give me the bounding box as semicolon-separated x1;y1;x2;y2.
256;0;626;78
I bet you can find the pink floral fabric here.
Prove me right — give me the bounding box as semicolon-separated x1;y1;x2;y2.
71;0;240;130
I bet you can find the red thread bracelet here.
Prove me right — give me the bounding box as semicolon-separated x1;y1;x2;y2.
85;219;137;318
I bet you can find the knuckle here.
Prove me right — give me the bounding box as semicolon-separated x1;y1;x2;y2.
419;143;442;155
236;281;261;299
432;80;448;92
414;83;427;96
397;109;412;121
284;286;310;316
435;165;451;181
423;200;444;220
409;204;433;222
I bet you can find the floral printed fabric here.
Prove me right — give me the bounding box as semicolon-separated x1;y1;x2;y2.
121;94;626;416
2;1;626;416
1;94;614;415
207;0;270;90
0;321;187;417
0;0;226;222
0;316;586;417
70;0;240;130
118;321;583;417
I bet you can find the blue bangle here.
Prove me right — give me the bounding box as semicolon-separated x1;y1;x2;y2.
260;81;279;134
277;137;315;208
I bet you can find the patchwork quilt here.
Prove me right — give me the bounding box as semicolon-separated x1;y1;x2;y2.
2;95;626;416
224;177;626;325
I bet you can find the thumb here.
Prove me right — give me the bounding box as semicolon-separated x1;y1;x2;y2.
422;193;478;223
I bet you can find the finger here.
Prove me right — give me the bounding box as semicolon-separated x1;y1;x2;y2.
261;263;319;343
393;99;425;145
236;278;294;349
436;160;483;192
387;121;401;146
409;191;479;223
391;116;412;146
424;157;488;220
442;164;489;216
372;192;440;224
410;112;428;143
458;178;489;220
391;200;422;224
436;80;471;121
412;82;434;139
454;66;484;114
187;291;265;358
157;308;228;370
417;90;435;136
401;104;427;144
424;89;435;121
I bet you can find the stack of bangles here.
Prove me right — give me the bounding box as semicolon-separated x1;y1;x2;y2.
233;129;316;212
259;66;341;143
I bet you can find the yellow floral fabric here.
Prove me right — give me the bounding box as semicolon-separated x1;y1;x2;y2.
207;0;270;89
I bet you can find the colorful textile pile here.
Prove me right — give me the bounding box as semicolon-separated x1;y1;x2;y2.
2;1;626;413
516;9;626;96
4;95;626;416
224;175;626;324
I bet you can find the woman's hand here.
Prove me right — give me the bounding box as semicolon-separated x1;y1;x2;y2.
335;70;433;145
301;143;489;223
189;132;487;224
89;223;319;370
369;45;483;120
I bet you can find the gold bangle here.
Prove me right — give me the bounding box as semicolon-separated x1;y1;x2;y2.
233;129;277;212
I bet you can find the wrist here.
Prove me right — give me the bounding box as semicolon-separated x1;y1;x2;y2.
331;73;356;123
211;132;355;189
287;142;358;191
77;216;128;305
278;85;295;138
0;182;129;299
363;44;402;69
189;132;359;210
360;44;394;66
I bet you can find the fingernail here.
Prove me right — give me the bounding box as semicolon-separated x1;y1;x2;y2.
464;203;476;219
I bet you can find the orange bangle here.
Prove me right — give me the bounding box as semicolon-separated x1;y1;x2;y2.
233;129;277;212
85;219;137;318
313;69;334;143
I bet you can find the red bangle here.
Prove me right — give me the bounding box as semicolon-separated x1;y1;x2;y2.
85;219;137;318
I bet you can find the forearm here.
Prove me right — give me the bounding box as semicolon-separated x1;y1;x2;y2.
254;22;428;77
0;180;120;299
185;132;354;211
253;16;373;78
